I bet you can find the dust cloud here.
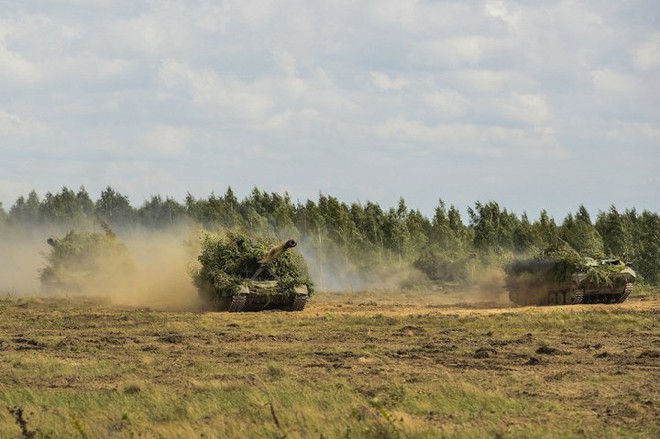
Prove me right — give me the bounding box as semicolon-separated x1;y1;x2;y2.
299;242;510;307
0;227;51;294
110;226;203;310
471;266;510;305
0;224;203;311
0;224;510;310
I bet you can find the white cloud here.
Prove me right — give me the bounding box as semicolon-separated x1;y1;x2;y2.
370;71;409;91
196;3;231;33
452;69;520;93
499;93;551;125
423;90;470;118
264;108;321;132
0;110;22;129
601;121;660;145
0;42;42;84
370;0;419;30
143;125;192;156
0;0;657;215
236;0;273;28
158;60;275;123
372;117;564;158
634;33;660;72
102;160;183;202
590;69;638;95
113;14;172;54
412;36;501;68
483;0;522;30
0;111;59;153
273;51;298;77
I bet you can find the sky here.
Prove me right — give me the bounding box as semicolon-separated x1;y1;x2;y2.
1;0;659;220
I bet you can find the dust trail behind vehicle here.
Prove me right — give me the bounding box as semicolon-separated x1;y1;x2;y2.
0;224;203;310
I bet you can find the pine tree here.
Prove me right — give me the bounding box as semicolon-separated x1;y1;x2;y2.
96;186;135;225
138;195;186;227
560;205;605;257
596;206;633;259
635;210;660;284
513;212;536;252
468;201;516;252
9;190;41;224
534;209;558;248
40;187;90;225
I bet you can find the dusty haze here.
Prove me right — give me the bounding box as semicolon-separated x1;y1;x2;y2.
0;225;203;310
0;224;508;309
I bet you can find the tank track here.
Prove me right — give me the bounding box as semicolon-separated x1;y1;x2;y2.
570;289;584;305
291;295;307;311
616;283;634;303
228;294;247;312
579;282;634;304
547;289;583;306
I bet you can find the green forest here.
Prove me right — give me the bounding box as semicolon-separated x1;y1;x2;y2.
1;186;659;287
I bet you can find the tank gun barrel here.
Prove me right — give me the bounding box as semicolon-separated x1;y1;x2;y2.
258;239;297;265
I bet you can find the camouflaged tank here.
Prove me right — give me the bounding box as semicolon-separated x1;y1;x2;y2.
505;257;636;306
40;224;135;293
193;232;313;312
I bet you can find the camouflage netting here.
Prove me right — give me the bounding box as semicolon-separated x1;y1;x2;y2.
506;244;626;286
41;229;135;293
192;231;314;301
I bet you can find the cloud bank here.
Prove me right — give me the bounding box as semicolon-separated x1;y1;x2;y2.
1;0;658;218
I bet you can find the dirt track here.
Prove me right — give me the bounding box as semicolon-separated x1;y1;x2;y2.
311;289;660;315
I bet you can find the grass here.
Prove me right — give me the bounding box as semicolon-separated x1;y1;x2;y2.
633;283;660;300
0;291;658;438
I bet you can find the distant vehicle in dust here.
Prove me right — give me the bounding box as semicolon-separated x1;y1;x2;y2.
505;257;636;306
41;224;134;293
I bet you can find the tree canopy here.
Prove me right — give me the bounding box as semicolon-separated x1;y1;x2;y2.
3;186;659;286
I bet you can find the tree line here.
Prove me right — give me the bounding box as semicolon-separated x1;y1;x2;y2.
1;185;658;286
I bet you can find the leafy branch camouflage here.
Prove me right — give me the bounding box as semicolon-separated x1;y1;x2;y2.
192;231;314;302
40;229;134;293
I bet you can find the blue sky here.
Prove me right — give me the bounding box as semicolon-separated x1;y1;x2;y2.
1;0;658;219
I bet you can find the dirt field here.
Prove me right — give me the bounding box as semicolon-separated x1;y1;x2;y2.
0;289;658;438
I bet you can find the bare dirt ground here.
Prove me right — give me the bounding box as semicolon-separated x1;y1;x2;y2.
0;290;658;438
314;288;660;315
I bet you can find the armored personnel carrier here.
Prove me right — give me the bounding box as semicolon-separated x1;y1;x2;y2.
41;224;134;293
505;257;636;306
192;232;313;312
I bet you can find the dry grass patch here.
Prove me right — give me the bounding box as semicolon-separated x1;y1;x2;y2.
0;292;657;438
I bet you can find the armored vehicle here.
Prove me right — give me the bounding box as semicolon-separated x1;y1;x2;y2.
193;232;313;312
41;225;134;293
505;257;636;306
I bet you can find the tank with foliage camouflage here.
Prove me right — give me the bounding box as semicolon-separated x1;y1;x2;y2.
413;249;478;286
505;246;636;306
192;231;314;312
41;224;135;293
